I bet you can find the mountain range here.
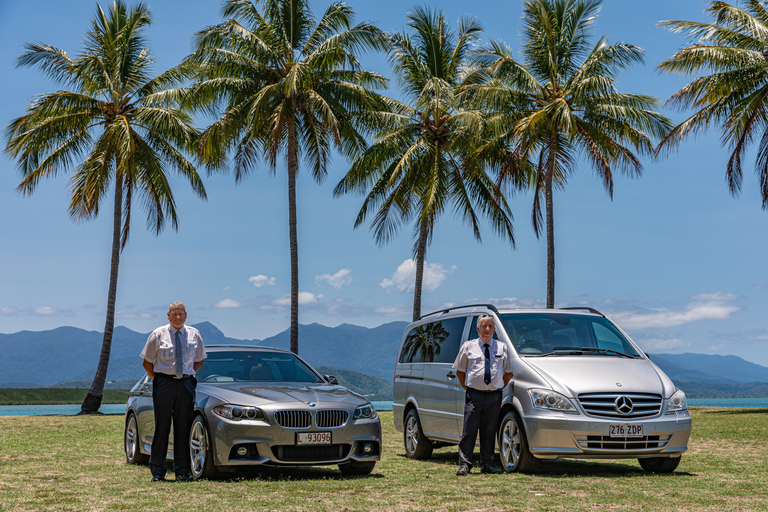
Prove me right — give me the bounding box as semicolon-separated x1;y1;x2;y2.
1;322;767;397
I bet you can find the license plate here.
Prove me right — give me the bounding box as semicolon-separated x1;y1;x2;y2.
609;424;643;438
296;432;331;445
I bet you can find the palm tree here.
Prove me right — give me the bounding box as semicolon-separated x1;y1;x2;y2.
184;0;388;354
4;1;206;413
658;0;768;208
334;6;515;321
472;0;671;308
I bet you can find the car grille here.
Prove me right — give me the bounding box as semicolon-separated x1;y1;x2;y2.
273;409;349;428
577;434;672;451
577;393;662;418
273;444;351;462
316;410;349;428
274;410;312;428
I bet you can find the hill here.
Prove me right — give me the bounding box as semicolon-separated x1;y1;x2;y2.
1;321;767;398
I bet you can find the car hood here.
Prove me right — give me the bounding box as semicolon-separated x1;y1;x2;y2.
521;356;669;396
198;382;366;408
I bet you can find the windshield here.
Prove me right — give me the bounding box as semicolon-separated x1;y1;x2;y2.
498;313;642;358
196;351;325;383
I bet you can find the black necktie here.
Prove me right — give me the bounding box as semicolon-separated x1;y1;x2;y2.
483;343;491;385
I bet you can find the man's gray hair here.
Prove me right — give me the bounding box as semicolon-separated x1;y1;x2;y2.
478;314;494;325
168;301;186;312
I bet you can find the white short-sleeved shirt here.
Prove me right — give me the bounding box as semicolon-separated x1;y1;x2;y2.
140;324;206;377
453;338;513;391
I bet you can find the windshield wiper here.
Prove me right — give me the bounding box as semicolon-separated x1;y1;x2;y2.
576;347;638;358
535;347;638;358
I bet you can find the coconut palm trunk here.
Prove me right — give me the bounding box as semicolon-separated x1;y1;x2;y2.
545;133;557;309
412;220;428;321
288;119;300;355
81;175;123;413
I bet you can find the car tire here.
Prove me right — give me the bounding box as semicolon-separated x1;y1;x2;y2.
189;415;217;480
124;413;149;465
338;461;376;476
498;411;537;473
403;409;433;459
638;457;681;473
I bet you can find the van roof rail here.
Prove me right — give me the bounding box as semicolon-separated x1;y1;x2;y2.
559;306;605;317
418;304;499;321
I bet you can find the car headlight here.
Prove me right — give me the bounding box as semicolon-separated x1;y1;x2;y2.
353;403;378;420
212;404;266;421
665;389;688;414
529;388;578;413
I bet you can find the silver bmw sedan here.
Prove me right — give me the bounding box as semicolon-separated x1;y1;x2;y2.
124;346;382;479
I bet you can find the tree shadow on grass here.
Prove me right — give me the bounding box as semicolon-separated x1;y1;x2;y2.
696;407;768;416
396;448;694;478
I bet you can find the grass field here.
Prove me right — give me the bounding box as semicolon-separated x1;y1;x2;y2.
0;408;766;511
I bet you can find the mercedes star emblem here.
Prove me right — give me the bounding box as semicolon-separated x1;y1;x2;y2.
615;396;634;414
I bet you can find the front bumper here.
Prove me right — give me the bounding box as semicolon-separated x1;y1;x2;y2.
206;413;382;468
523;410;691;460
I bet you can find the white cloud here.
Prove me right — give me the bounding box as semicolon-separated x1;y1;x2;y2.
1;307;19;315
380;259;455;294
373;304;412;316
34;307;57;316
609;292;740;329
249;275;276;288
273;292;323;306
213;298;244;309
315;268;352;289
116;311;154;320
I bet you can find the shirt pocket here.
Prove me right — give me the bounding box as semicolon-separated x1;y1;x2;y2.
157;339;176;366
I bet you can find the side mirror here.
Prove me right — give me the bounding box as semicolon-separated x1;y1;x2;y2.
324;375;338;385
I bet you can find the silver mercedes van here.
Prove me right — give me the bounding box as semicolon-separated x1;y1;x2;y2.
392;305;691;473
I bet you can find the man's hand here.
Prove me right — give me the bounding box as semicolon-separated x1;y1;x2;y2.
142;359;155;380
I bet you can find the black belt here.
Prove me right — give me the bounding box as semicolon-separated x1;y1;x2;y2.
159;372;193;379
468;387;501;394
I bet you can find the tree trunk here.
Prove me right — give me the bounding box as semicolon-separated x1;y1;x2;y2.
412;219;428;321
545;133;557;309
287;121;300;355
80;176;123;414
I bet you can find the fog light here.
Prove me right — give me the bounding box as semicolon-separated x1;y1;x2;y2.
237;446;248;456
363;443;372;454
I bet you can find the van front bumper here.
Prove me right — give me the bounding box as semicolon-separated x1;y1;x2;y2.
523;410;691;460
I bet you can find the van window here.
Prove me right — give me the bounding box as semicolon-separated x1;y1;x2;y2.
399;317;467;363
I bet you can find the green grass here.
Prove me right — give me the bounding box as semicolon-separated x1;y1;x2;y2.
0;408;766;511
0;388;129;405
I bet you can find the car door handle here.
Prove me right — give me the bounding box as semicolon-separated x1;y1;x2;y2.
446;371;456;379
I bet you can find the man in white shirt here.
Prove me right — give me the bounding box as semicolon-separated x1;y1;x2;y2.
453;314;514;475
140;301;206;482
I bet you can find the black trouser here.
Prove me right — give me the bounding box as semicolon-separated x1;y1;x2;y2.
150;373;196;477
458;388;502;468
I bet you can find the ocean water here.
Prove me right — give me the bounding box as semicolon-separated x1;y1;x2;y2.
0;398;766;416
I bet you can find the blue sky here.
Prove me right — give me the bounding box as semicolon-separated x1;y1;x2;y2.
2;0;768;366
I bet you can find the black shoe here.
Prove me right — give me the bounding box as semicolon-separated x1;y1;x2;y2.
480;464;503;474
176;473;193;482
456;463;471;476
151;475;166;482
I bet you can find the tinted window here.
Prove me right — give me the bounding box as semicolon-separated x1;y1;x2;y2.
399;317;467;363
498;313;640;357
196;351;324;383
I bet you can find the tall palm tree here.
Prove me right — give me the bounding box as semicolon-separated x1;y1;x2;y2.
658;0;768;208
184;0;388;354
4;1;206;413
334;6;515;321
473;0;671;308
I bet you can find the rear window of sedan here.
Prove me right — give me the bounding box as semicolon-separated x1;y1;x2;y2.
196;351;325;383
